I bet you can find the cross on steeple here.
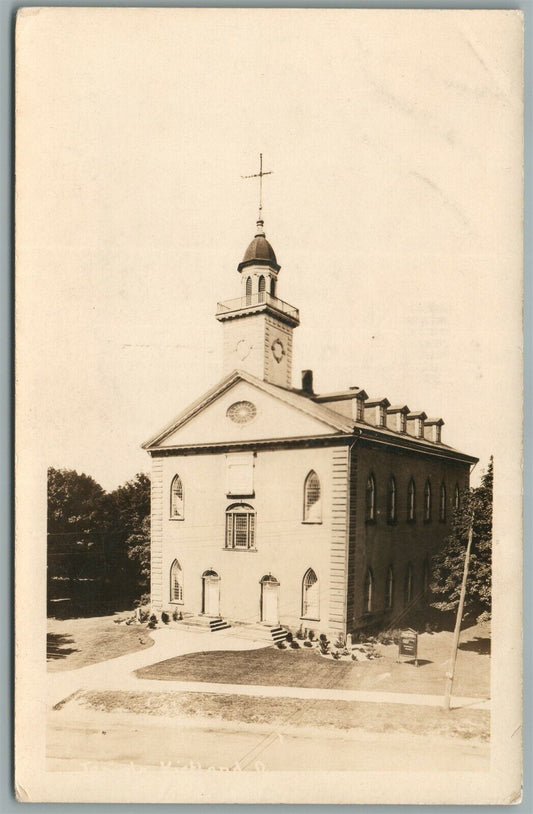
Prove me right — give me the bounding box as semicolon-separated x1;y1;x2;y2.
242;153;273;222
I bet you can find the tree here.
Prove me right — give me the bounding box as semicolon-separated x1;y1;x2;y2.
47;467;106;535
125;515;151;599
430;457;493;621
47;468;151;615
101;472;151;603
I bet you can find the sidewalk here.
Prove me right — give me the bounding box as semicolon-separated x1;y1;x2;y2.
48;626;490;712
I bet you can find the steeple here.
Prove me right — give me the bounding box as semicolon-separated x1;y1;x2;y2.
216;197;299;388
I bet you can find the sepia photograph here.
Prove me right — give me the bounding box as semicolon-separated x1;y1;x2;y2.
15;8;523;804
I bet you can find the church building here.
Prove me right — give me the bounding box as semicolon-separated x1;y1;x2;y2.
143;211;478;637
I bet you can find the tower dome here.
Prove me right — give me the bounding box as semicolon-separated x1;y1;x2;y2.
238;220;281;272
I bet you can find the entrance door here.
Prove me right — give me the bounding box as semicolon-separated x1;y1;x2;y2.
261;576;279;625
202;571;220;617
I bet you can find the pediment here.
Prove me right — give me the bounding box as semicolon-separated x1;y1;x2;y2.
143;372;353;449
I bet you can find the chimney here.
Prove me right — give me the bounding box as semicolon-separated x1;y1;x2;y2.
301;370;314;396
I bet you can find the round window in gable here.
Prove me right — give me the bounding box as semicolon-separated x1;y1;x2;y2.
226;401;257;424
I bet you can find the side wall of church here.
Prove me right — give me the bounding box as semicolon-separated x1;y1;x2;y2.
152;442;350;635
346;443;471;632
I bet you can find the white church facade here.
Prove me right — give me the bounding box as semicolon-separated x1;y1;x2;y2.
143;216;477;636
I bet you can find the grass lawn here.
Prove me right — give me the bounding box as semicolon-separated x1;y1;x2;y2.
74;689;490;741
47;614;154;671
135;624;490;699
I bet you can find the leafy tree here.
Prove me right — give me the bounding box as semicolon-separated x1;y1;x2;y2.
47;468;151;615
430;457;493;621
47;467;106;535
125;514;151;597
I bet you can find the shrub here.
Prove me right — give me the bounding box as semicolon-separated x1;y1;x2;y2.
319;637;330;655
161;611;169;625
137;607;150;623
172;608;180;622
285;631;293;643
319;633;328;642
147;614;158;629
331;650;341;660
303;640;313;648
276;641;287;649
308;629;316;641
295;626;305;640
290;641;300;649
334;635;345;649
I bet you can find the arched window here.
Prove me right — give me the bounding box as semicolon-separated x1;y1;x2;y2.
303;471;322;522
270;277;276;297
170;559;184;603
423;558;431;598
364;568;374;613
302;568;320;619
424;479;432;522
454;483;460;512
404;562;414;605
439;482;447;522
225;503;256;550
366;474;376;522
170;474;184;519
407;478;416;522
258;275;266;301
245;276;252;304
387;476;397;523
385;565;394;610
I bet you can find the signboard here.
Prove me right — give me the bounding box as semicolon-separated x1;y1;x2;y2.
398;628;419;666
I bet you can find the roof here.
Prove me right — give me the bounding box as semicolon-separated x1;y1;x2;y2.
141;370;478;465
142;369;355;449
237;221;280;272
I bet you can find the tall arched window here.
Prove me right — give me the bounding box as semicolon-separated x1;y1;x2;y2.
364;568;374;613
454;483;460;512
258;275;266;301
366;474;376;522
170;474;184;519
302;568;320;619
423;558;431;598
387;476;397;523
385;565;394;609
270;277;276;297
439;482;447;522
225;503;256;550
404;562;414;605
407;479;416;522
170;559;184;603
245;276;252;304
303;471;322;522
424;479;432;522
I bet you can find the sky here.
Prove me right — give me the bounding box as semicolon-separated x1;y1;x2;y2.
16;8;523;491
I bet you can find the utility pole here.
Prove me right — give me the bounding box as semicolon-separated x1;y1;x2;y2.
443;512;475;710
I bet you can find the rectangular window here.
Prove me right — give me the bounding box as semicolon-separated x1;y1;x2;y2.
226;453;254;496
234;514;249;548
225;510;255;550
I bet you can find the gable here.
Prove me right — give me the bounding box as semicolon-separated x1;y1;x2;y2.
149;379;349;449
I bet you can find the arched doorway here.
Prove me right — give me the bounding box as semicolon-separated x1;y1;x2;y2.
202;570;220;617
260;574;279;625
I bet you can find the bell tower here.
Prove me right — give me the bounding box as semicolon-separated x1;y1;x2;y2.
216;217;299;389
